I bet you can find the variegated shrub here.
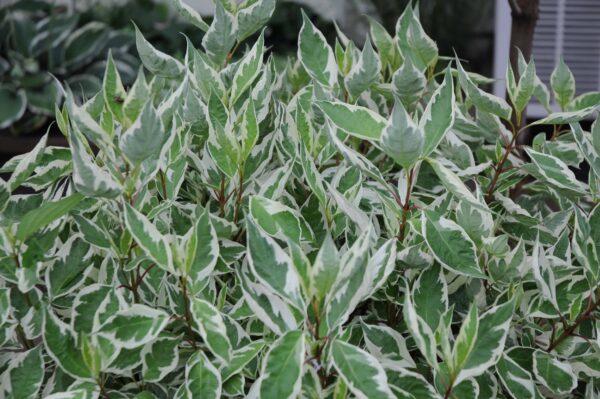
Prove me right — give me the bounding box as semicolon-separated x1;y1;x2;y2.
2;1;600;398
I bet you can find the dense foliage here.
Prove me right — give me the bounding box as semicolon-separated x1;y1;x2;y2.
2;0;600;398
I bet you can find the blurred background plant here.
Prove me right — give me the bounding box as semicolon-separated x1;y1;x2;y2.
0;0;205;136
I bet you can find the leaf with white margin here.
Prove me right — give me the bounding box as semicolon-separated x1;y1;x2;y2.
249;195;303;243
310;234;340;301
246;216;306;311
420;68;455;157
220;340;265;381
452;305;479;374
318;100;386;141
186;352;221;399
103;50;126;122
454;298;515;385
533;350;577;395
183;208;219;289
69;127;121;198
202;1;237;67
142;334;180;382
169;0;209;31
392;57;426;109
365;238;397;297
531;238;558;308
43;307;94;380
237;0;276;42
124;202;174;273
361;322;415;370
387;367;441;399
331;339;395;399
4;346;44;399
530;105;598;126
66;93;111;148
119;101;166;164
324;229;372;331
298;10;338;88
324;120;390;188
98;304;169;349
524;148;587;194
427;157;490;213
206;93;240;178
381;98;423;169
44;389;96;399
230;32;264;105
571;122;600;178
551;57;575;109
298;142;328;207
403;281;438;369
345;37;381;98
240;99;259;162
190;298;232;363
456;58;512;121
8;132;47;191
422;210;484;279
412;264;448;331
496;353;537;399
257;330;304;399
237;265;300;335
134;23;183;78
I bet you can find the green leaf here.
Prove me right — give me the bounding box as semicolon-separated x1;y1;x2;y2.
134;23;183;78
381;98;423;168
551;57;575;109
230;32;264;105
124;202;174;273
344;37;381;98
202;1;237;66
190;298;232;363
422;209;484;279
170;0;210;31
331;339;395;399
421;68;455;156
317;100;386;140
186;352;221;399
206;93;239;178
533;350;577;395
367;16;399;71
99;304;169;349
571;122;600;178
237;0;276;42
298;10;338;88
257;330;304;399
16;192;83;241
249;195;303;243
